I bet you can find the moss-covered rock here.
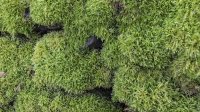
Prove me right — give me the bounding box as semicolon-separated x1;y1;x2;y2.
0;37;34;106
113;66;200;111
32;32;112;94
0;0;32;36
14;85;122;112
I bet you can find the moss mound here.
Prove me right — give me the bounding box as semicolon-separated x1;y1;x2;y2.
14;85;121;112
0;0;200;111
113;66;200;111
0;37;34;106
32;32;112;94
0;0;32;36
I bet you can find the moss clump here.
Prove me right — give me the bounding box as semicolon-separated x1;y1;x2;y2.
113;66;200;111
165;0;200;82
15;86;122;112
84;0;113;39
32;32;112;94
30;0;73;26
0;37;34;106
116;0;176;70
64;0;113;41
0;0;32;36
101;39;122;69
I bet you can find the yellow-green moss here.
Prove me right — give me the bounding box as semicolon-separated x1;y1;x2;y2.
32;32;112;94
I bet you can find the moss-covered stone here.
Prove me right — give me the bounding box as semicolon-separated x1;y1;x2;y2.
32;32;112;94
0;37;34;106
0;0;32;36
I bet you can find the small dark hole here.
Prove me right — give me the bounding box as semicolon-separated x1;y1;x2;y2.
24;7;30;20
86;35;103;51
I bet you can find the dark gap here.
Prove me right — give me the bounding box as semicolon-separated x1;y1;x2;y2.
8;100;15;107
86;87;112;100
15;33;29;42
32;24;49;36
85;35;104;51
24;7;30;21
32;23;63;36
113;1;124;14
110;1;124;37
0;31;10;37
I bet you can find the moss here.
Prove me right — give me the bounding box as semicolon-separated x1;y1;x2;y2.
101;39;122;69
113;66;200;112
0;37;34;106
32;32;112;94
30;0;74;26
0;0;32;36
165;0;200;82
64;0;113;41
113;0;176;70
14;86;122;112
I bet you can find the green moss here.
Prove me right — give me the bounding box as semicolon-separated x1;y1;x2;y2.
0;0;32;36
32;32;112;94
165;1;200;82
114;0;176;69
64;0;113;41
113;66;200;112
101;39;122;69
30;0;73;25
0;37;34;106
15;86;121;112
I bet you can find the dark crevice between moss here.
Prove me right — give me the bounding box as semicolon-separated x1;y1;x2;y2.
24;7;30;21
32;23;63;36
15;33;29;42
110;1;124;37
118;103;136;112
0;31;10;37
86;87;112;100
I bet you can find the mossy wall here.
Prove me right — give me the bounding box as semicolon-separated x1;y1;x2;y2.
0;0;200;112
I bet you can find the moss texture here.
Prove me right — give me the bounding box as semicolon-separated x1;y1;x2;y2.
0;0;32;36
32;32;112;94
113;66;200;112
30;0;74;26
0;37;34;106
166;0;200;82
14;85;121;112
0;0;200;111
